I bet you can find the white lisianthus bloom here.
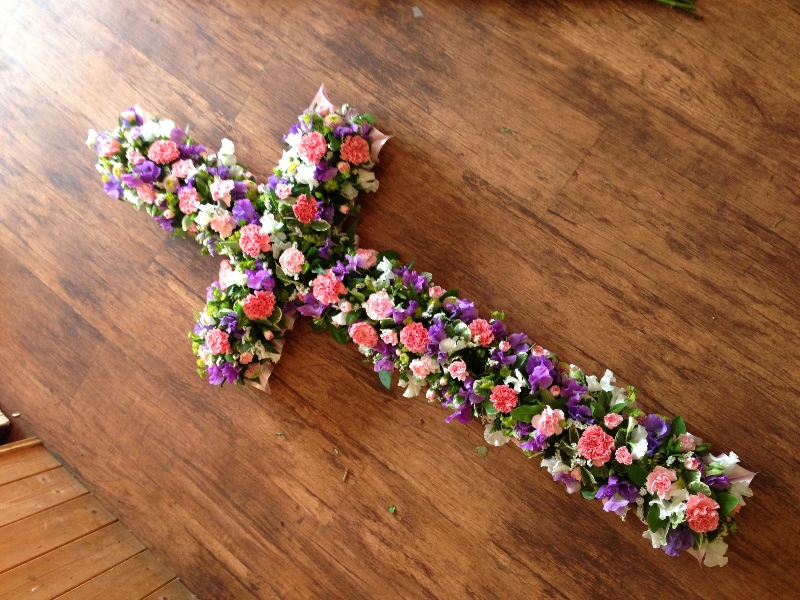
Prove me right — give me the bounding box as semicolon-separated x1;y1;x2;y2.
218;138;237;167
706;452;756;507
284;132;303;150
271;238;292;260
702;538;729;567
357;169;379;193
340;182;358;200
628;418;649;460
294;163;318;188
158;119;176;138
123;189;141;208
587;369;616;392
194;204;216;228
228;165;244;178
541;455;571;476
399;377;422;398
199;312;216;327
651;488;689;523
642;528;667;549
484;425;512;446
330;312;348;326
139;119;160;142
439;337;467;355
277;149;296;172
376;257;396;285
260;213;284;234
221;269;248;289
504;369;528;393
86;129;98;147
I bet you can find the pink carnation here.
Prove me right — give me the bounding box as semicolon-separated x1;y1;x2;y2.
531;406;565;438
532;345;546;357
365;290;395;320
239;352;253;365
686;493;720;533
577;425;615;466
615;446;633;465
550;385;561;397
312;270;346;305
211;178;235;206
242;290;276;321
218;260;232;289
381;329;398;345
98;137;121;157
409;358;432;379
448;359;467;381
178;186;200;213
646;466;677;499
340;135;370;165
239;223;271;258
337;161;350;173
127;148;145;165
147;139;180;164
489;384;518;413
685;456;702;471
349;322;378;348
468;318;494;347
210;212;235;238
679;433;696;452
275;183;292;199
136;183;156;204
292;194;319;224
298;131;327;164
206;328;231;355
603;413;624;429
279;247;305;275
399;322;430;354
355;248;378;269
428;285;445;299
171;159;194;179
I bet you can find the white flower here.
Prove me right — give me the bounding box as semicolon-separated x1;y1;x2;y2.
376;257;396;285
439;337;467;355
484;425;512;446
357;169;379;193
260;213;284;234
199;312;216;327
398;377;422;398
294;163;318;188
706;451;740;473
123;189;141;208
642;528;667;549
587;369;616;393
330;312;348;326
86;129;98;147
277;149;297;172
540;455;571;476
158;119;176;138
504;369;528;393
218;138;237;167
702;538;729;567
221;269;247;289
271;237;292;260
285;132;303;150
628;418;648;460
650;488;689;523
228;165;244;178
706;452;756;507
139;119;160;142
194;204;216;228
340;182;358;200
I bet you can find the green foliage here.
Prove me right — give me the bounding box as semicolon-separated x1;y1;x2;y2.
378;369;392;390
626;464;649;487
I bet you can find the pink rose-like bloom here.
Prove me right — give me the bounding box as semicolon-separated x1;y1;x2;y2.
298;131;327;164
448;359;468;381
381;329;398;345
337;161;350;173
646;466;677;499
163;210;175;219
339;205;350;214
490;384;519;413
137;183;156;204
399;322;430;354
577;425;615;466
218;260;232;289
242;290;276;321
292;194;319;224
365;290;395;320
239;352;253;365
178;186;200;213
171;159;194;179
312;270;346;305
428;285;445;299
550;385;561;397
604;413;624;429
615;446;633;465
340;135;370;165
127;148;145;165
210;212;235;238
679;433;696;452
686;493;720;533
355;248;378;269
570;467;582;481
275;183;293;199
210;178;236;206
239;223;271;258
97;136;121;157
409;358;432;379
685;456;702;471
263;330;274;341
349;322;378;348
147;139;180;164
339;301;352;313
498;341;511;352
468;318;494;347
532;345;546;357
279;247;305;275
531;406;565;438
205;328;231;355
426;389;438;401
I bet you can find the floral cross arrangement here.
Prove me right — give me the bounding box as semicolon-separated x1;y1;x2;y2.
87;86;753;567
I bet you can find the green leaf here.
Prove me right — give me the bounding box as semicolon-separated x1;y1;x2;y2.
581;489;597;500
481;399;498;415
377;250;399;262
386;504;396;514
473;446;488;458
309;319;326;333
345;309;362;326
626;464;649;487
349;289;365;303
361;113;375;125
378;369;392;390
670;416;687;436
683;470;701;486
539;388;556;406
513;352;529;370
309;220;331;231
695;443;711;453
328;322;351;345
687;480;712;496
509;404;544;423
442;288;459;299
614;429;628;449
502;127;512;133
716;492;739;516
647;504;669;533
590;401;607;421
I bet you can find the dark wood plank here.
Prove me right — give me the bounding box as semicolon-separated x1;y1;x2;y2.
0;494;116;574
0;522;144;600
54;550;175;600
0;468;87;527
0;444;60;486
142;579;196;600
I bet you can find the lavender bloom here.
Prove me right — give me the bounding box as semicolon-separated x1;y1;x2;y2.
526;355;555;391
318;237;335;259
566;395;593;423
245;267;274;290
134;160;160;183
643;414;669;454
169;127;185;144
490;347;517;366
705;475;730;491
231;181;249;201
208;165;230;179
552;471;580;493
458;377;483;405
219;313;239;334
155;215;175;231
515;421;534;437
207;364;224;386
520;429;547;452
333;123;359;138
320;202;335;223
663;525;695;557
401;269;427;293
180;143;205;160
332;254;359;276
443;298;479;323
426;318;448;360
445;402;472;425
315;161;338;183
596;475;640;516
392;300;419;324
206;282;221;301
221;362;241;384
491;319;508;339
233;199;258;224
374;355;396;373
297;292;326;318
103;177;123;199
120;172;140;188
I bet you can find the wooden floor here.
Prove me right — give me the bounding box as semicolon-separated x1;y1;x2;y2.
0;438;195;599
1;0;799;597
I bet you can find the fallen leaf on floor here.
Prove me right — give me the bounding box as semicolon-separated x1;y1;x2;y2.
412;6;423;18
387;504;397;514
474;446;488;458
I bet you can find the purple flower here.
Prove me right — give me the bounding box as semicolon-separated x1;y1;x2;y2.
219;312;239;334
663;525;695;557
392;300;418;324
426;318;448;360
120;172;140;188
520;429;547;452
320;202;335;223
507;332;530;353
206;282;221;301
443;298;479;323
445;402;472;425
515;421;534;437
134;160;161;184
231;181;249;201
332;254;359;277
401;269;428;293
207;364;224;385
169;127;185;144
180;144;205;160
595;475;640;516
315;161;338;183
103;177;123;199
374;355;395;373
221;362;241;384
566;395;593;423
297;292;326;318
208;165;230;179
333;123;359;138
232;199;258;224
643;414;669;454
705;475;730;491
552;471;580;493
246;267;274;291
318;237;335;259
491;319;507;339
490;347;517;367
526;356;555;391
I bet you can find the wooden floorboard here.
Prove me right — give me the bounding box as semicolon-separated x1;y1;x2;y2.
0;444;60;486
0;0;798;598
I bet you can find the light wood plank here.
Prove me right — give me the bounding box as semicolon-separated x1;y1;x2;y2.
142;579;197;600
0;494;116;573
0;438;42;455
0;444;60;486
53;550;175;600
0;521;145;600
0;467;87;527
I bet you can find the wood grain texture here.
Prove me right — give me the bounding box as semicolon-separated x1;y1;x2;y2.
0;444;59;485
143;579;197;600
0;468;87;527
0;0;798;598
